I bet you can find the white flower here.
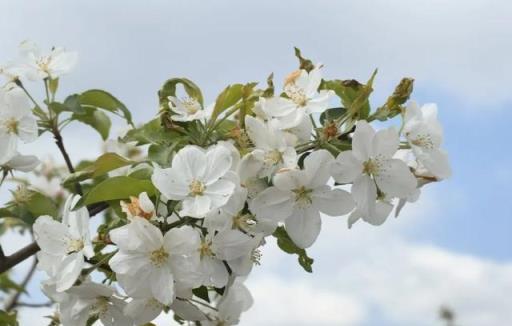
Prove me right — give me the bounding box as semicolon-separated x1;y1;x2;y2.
33;195;93;292
109;217;200;305
58;281;132;326
0;87;38;165
251;150;355;248
196;229;261;287
259;66;333;129
330;120;417;219
1;153;39;172
348;197;394;228
403;101;451;179
15;40;77;80
244;116;297;178
152;145;236;218
204;280;253;326
120;192;156;220
168;96;207;122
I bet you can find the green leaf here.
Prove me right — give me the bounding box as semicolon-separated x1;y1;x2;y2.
64;94;85;114
158;78;204;109
148;143;178;167
321;70;377;120
0;310;18;326
79;176;157;207
294;47;315;72
123;118;181;146
79;89;133;126
25;191;58;218
211;84;244;122
319;107;347;125
272;226;314;273
64;153;133;186
192;286;210;303
370;77;414;121
72;107;111;140
0;274;24;293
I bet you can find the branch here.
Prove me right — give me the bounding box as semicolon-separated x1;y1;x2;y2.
15;301;53;308
52;127;83;196
0;202;109;274
4;256;37;311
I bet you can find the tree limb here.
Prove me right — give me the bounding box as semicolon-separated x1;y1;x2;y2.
4;256;37;311
53;127;83;196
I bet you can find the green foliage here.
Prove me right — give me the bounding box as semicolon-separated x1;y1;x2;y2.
63;153;133;186
24;191;59;219
294;47;314;72
78;176;157;207
72;107;111;140
0;310;18;326
211;83;245;122
319;107;347;125
78;89;133;126
158;78;204;109
370;77;414;121
273;226;314;273
0;274;24;293
123;118;181;146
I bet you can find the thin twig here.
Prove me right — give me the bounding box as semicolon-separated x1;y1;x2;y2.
5;256;37;311
16;301;53;308
52;127;82;195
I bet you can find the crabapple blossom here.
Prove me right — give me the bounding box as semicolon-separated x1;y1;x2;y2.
330;120;417;221
33;195;93;292
251;150;355;248
168;96;207;122
152;145;236;218
403;101;452;179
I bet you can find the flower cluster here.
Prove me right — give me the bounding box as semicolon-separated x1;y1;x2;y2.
0;42;450;325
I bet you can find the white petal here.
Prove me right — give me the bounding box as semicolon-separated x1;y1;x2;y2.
273;169;304;191
304;90;332;114
331;151;362;184
109;251;149;275
302;149;334;188
55;253;84;292
204;179;235;208
203;145;232;184
249;187;294;222
211;229;256;261
150;268;175;305
371;127;399;158
171;300;207;321
199;257;229;288
375;159;417;198
172;146;207;181
0;133;17;165
125;299;163;325
163;225;201;256
417;148;451;179
17;115;38;143
351;174;377;217
33;215;70;255
362;200;393;226
285;206;321;249
312;187;355;216
151;166;189;200
180;195;211;218
351;120;374;161
245;116;271;149
260;97;297;118
5;154;39;172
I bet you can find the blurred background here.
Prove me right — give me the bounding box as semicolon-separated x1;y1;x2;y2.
0;0;511;325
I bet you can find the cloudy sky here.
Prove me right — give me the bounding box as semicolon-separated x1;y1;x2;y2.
0;0;511;325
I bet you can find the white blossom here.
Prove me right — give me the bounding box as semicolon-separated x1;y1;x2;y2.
152;145;236;218
0;87;38;165
168;96;207;122
330;120;417;221
403;101;451;179
33;195;93;292
109;217;200;305
251;150;355;248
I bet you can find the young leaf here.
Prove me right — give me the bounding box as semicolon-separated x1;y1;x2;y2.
79;89;133;126
211;84;244;122
123;118;181;146
272;226;314;273
72;107;111;140
24;191;58;218
294;47;315;72
158;78;204;108
79;176;157;206
370;77;414;121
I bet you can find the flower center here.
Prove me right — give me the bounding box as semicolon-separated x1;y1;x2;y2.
183;98;200;114
285;84;307;107
68;239;84;253
363;159;381;176
36;57;51;73
92;297;110;316
2;118;18;134
199;240;214;259
293;186;313;208
410;133;434;150
264;149;283;165
189;179;205;196
233;213;256;231
149;247;169;267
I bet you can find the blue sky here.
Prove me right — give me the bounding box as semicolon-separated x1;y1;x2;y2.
0;0;511;325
